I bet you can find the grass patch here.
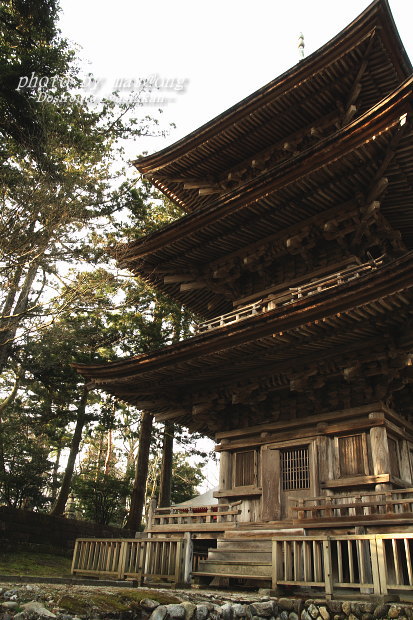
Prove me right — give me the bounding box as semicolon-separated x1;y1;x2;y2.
0;551;71;577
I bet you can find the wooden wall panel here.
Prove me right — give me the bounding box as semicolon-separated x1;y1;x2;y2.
261;447;280;521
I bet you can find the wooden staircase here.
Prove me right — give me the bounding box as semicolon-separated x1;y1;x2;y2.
193;524;305;586
193;537;272;585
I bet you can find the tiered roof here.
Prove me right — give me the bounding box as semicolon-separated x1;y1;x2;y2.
119;78;413;317
75;0;413;436
135;0;410;214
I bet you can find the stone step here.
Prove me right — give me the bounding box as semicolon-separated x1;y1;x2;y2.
197;560;272;577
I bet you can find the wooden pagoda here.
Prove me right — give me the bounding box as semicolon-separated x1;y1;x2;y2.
74;0;413;589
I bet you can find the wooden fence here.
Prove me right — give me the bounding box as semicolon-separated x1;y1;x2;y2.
71;534;191;586
148;501;241;530
272;533;413;596
291;488;413;523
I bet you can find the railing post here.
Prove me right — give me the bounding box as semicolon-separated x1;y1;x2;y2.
175;539;183;586
375;536;388;594
183;532;193;585
118;541;127;580
369;537;382;594
71;539;79;575
322;537;333;599
147;497;157;530
271;539;279;591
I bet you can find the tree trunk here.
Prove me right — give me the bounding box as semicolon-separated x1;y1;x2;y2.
50;439;62;503
104;429;113;476
0;260;40;373
0;369;21;490
50;385;88;517
158;421;174;507
124;411;153;530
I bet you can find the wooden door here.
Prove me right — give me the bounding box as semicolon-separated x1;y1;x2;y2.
279;445;312;519
261;443;314;521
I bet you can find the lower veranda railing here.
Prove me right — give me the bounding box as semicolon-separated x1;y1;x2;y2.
72;532;413;594
71;535;192;585
272;533;413;596
290;488;413;522
148;501;241;529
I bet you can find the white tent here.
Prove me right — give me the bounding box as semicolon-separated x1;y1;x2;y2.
173;487;218;507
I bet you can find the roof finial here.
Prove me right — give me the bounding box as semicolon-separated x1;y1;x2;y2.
298;32;305;60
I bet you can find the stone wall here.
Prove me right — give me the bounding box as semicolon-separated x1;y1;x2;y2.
1;585;412;620
145;597;412;620
0;506;135;552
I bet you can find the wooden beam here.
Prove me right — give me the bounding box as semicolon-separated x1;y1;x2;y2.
155;410;188;422
192;403;211;415
341;31;376;126
321;474;391;488
198;187;223;196
342;104;357;126
164;274;194;284
207;197;359;277
214;110;339;192
366;177;389;204
180;280;207;291
215;402;391;441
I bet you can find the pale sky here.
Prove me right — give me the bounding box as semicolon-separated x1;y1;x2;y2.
59;0;413;158
57;0;413;493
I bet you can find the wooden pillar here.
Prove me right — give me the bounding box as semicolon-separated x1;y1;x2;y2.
398;439;411;482
219;450;231;493
370;423;390;491
183;532;193;584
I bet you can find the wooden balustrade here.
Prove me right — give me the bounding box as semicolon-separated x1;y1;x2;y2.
197;302;262;333
272;533;413;596
149;501;241;530
291;488;413;523
71;535;191;586
72;531;413;594
197;258;382;334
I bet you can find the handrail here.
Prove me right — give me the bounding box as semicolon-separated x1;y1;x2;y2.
71;536;191;586
151;500;242;527
154;501;241;514
197;257;383;333
271;533;413;595
290;488;413;521
291;487;413;502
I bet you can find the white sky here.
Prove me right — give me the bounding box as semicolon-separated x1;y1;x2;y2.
59;0;413;158
57;0;413;494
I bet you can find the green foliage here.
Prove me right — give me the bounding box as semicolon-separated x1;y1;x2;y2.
72;473;130;525
0;407;52;509
147;452;206;506
0;0;207;525
171;453;205;505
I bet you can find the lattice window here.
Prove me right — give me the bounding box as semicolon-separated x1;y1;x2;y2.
234;450;255;487
338;434;367;476
281;446;310;490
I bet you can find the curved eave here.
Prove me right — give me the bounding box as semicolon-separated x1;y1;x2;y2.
112;79;413;317
74;251;413;390
133;0;411;213
121;79;413;259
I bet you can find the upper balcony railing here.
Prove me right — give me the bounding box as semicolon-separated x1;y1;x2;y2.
197;257;383;334
290;487;413;523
